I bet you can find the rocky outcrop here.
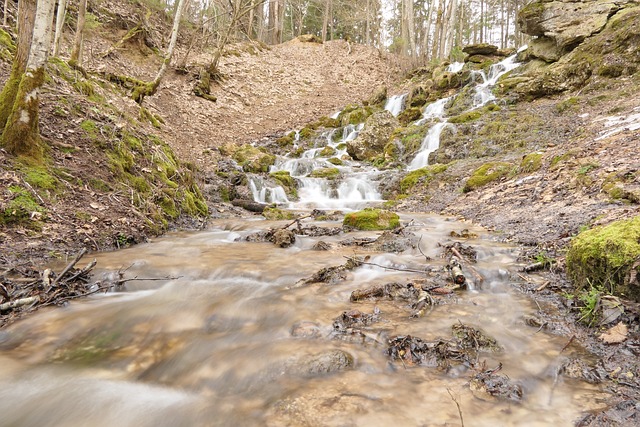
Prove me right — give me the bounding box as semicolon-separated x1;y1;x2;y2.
518;0;625;53
504;0;640;98
346;111;398;161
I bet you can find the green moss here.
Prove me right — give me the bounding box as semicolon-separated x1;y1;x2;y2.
566;216;640;301
400;164;448;193
314;116;341;128
319;146;336;157
310;167;340;179
80;119;98;140
555;97;579;114
518;152;543;174
139;106;161;128
276;131;296;147
52;329;123;365
327;157;343;165
299;126;315;139
233;144;276;172
73;79;95;97
19;164;59;191
449;110;482;124
1;186;45;225
397;107;423;126
343;208;400;231
88;177;111;192
158;196;178;219
263;207;296;220
270;170;295;187
463;162;512;192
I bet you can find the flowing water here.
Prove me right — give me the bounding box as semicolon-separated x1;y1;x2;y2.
0;214;605;426
0;53;607;426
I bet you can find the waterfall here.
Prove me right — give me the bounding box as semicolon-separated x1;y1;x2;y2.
249;177;289;204
408;122;449;171
384;94;407;117
473;54;521;108
447;62;464;73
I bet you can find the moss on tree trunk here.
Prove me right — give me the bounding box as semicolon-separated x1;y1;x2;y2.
1;67;45;158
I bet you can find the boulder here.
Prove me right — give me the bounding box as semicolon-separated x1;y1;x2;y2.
272;229;296;248
346;111;399;161
462;43;499;56
232;144;276;173
343;208;400;231
528;36;564;63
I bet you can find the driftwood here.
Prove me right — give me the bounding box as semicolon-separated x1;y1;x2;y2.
449;257;466;285
450;246;484;285
232;199;269;213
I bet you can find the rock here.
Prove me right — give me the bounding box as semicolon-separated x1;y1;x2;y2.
342;208;400;231
272;229;296;248
528;36;564;63
566;216;640;301
518;0;621;51
346;111;398;161
462;43;499;56
286;350;354;376
232;144;276;173
290;321;321;338
365;85;387;106
311;241;331;251
470;368;523;402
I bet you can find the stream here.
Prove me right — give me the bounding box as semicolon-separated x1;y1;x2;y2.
0;54;608;426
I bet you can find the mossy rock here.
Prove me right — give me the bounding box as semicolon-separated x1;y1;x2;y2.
310;167;340;179
518;152;543;174
319;146;337;157
263;207;296;220
276;131;297;147
397;107;423;126
338;105;373;126
463;162;512;192
449;110;482;124
314;116;341;128
270;170;298;198
343;208;400;231
400;164;448;193
566;216;640;301
232;144;276;173
327;157;344;166
556;97;579;114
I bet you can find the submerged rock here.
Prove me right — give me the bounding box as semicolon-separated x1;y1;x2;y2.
470;366;523;402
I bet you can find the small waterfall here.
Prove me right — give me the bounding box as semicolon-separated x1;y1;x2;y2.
384;94;407;117
473;54;521;108
447;62;464;73
416;97;450;126
249;177;289;204
408;122;449;171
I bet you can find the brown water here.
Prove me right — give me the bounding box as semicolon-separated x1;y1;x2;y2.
0;214;605;426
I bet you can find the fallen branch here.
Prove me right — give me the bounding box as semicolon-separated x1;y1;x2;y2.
450;246;484;285
447;388;465;427
343;256;427;274
51;248;87;288
0;296;39;312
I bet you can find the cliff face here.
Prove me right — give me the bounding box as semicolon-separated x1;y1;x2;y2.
504;0;640;98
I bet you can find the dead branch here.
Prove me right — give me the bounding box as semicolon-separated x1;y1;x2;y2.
51;248;87;288
450;246;484;285
446;388;465;427
343;256;427;274
0;296;40;312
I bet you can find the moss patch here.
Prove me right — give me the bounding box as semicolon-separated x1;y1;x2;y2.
343;208;400;231
232;144;276;173
463;162;512;192
310;167;340;179
448;110;482;124
1;186;45;226
518;152;543;174
263;207;296;220
400;164;448;193
566;216;640;301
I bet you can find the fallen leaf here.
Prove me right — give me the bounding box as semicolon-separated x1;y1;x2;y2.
599;322;628;344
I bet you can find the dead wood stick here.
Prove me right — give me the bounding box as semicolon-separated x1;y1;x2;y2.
446;388;465;427
560;335;576;354
536;281;551;292
65;259;97;283
417;235;431;262
450;246;484;284
0;296;40;312
51;248;87;288
343;256;427;274
281;213;313;230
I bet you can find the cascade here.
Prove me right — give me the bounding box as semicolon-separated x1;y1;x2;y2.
473;54;521;108
447;62;464;73
384;94;407;117
252;122;381;210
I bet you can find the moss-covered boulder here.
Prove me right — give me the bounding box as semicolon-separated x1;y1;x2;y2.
346;111;399;161
397;107;423;126
463;162;513;193
270;170;298;198
343;208;400;231
310;167;340;179
263;207;296;220
518;152;543;173
338;104;373;126
567;216;640;301
399;164;449;194
233;144;276;173
462;43;499;56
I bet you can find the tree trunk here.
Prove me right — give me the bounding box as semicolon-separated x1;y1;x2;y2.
69;0;86;66
423;0;435;61
52;0;67;56
0;0;36;132
1;0;56;158
321;0;330;42
431;1;443;60
406;0;416;57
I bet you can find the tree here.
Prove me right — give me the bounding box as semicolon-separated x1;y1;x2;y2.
52;0;67;57
69;0;86;66
0;0;56;158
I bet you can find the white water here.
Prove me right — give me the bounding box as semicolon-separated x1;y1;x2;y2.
256;122;382;210
384;94;407;117
447;62;464;73
408;122;449;171
473;54;521;108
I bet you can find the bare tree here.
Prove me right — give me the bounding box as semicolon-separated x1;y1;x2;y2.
69;0;86;66
52;0;67;56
